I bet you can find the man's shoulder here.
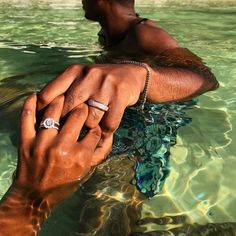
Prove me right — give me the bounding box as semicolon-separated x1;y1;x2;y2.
128;19;179;55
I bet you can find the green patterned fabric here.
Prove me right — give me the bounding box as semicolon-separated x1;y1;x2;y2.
111;100;196;197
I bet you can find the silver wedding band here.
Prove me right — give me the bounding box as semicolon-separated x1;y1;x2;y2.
40;118;60;130
87;99;109;112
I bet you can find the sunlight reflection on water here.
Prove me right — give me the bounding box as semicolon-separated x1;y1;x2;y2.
0;3;236;235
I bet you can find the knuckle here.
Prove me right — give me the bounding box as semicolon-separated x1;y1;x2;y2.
73;160;84;171
21;108;32;117
116;80;127;93
76;158;88;171
77;148;86;157
64;92;87;113
47;101;58;112
70;107;87;122
67;64;83;72
47;146;60;158
37;92;50;106
78;103;89;112
85;120;98;129
91;126;102;138
55;94;65;103
105;74;115;84
76;149;89;165
88;108;102;121
102;121;117;134
98;74;116;92
32;147;45;159
88;67;102;77
72;107;82;118
47;144;68;159
74;103;88;117
19;145;30;160
65;93;76;106
76;92;85;102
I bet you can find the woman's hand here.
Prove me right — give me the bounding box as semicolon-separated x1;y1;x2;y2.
14;93;110;205
0;94;110;236
37;64;147;151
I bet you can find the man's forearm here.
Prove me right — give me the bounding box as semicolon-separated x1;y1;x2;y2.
147;67;219;103
0;186;50;236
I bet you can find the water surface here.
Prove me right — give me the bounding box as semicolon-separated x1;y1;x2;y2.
0;3;236;235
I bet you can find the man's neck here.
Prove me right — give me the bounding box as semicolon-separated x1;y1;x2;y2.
98;6;138;44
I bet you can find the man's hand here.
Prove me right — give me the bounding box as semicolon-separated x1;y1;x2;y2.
37;64;147;151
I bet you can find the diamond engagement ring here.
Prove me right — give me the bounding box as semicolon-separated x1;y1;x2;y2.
87;99;109;112
40;118;60;130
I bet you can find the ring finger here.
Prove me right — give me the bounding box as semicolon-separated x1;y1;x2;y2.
85;95;109;129
37;95;64;144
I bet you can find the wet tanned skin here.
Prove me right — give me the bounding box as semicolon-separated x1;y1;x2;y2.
0;95;110;236
0;0;219;235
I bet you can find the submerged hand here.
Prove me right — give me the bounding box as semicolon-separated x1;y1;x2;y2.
37;64;148;150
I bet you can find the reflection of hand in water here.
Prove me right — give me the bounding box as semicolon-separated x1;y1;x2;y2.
0;94;111;236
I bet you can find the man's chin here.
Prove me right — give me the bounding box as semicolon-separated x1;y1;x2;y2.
84;15;90;20
84;13;97;21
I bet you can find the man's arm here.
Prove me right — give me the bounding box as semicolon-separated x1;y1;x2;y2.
148;66;218;103
126;21;219;98
37;23;219;161
37;55;218;160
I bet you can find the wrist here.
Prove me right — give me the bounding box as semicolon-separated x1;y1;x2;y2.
138;65;148;94
146;67;161;102
0;184;51;233
136;63;152;109
12;175;81;207
133;63;150;95
2;184;51;209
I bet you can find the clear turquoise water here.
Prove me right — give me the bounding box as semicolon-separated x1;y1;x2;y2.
0;3;236;235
